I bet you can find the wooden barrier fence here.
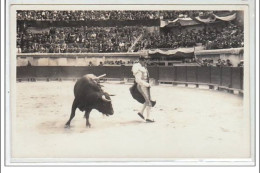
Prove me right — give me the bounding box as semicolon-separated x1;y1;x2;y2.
17;66;243;94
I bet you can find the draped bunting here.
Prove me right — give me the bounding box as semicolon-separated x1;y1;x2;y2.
161;13;237;27
194;16;216;23
214;13;236;21
148;47;195;56
178;18;200;26
148;47;243;57
195;13;236;23
160;18;199;27
160;18;179;27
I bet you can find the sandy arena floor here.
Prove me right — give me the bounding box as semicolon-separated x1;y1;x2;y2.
12;81;250;160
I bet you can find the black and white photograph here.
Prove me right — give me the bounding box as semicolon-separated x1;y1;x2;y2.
5;2;256;166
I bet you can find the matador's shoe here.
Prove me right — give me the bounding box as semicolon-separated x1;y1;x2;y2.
146;119;155;123
138;112;145;120
151;100;156;107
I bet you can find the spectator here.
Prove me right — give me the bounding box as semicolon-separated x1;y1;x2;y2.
88;61;93;66
17;45;21;53
226;59;233;67
237;60;243;67
99;62;104;66
27;60;32;66
221;60;226;66
216;59;222;67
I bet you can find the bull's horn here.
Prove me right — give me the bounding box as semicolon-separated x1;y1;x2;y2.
102;95;111;102
97;74;106;79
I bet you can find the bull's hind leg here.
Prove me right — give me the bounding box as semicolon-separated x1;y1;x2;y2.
84;108;92;128
65;99;77;128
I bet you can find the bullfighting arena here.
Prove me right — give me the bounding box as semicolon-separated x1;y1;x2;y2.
12;81;250;160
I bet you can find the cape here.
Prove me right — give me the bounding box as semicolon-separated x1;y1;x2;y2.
129;82;156;107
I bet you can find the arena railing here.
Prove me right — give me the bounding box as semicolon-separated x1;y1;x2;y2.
16;65;243;95
157;66;243;94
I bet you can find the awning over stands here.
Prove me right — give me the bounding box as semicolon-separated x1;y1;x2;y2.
160;12;237;27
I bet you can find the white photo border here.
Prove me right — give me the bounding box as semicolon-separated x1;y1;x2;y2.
3;0;257;167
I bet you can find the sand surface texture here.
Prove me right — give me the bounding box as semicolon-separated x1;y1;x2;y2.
13;81;250;160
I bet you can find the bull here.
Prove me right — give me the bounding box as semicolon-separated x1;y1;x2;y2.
65;74;114;128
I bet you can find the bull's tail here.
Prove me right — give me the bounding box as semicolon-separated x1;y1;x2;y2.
65;99;78;128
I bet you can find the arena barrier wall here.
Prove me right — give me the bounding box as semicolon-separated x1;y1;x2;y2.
17;66;243;92
16;53;141;66
157;66;243;93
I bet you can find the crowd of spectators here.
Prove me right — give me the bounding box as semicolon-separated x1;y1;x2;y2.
85;60;134;66
137;31;197;50
17;26;144;53
197;58;236;67
104;60;135;65
16;10;160;21
205;23;244;49
133;22;243;50
89;58;242;67
159;10;217;20
17;22;244;53
17;10;235;21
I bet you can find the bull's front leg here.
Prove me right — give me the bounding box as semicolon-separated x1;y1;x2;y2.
84;108;92;128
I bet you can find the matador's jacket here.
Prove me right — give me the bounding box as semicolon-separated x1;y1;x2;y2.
129;62;156;107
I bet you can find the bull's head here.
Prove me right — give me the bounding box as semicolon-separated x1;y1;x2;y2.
97;92;114;116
